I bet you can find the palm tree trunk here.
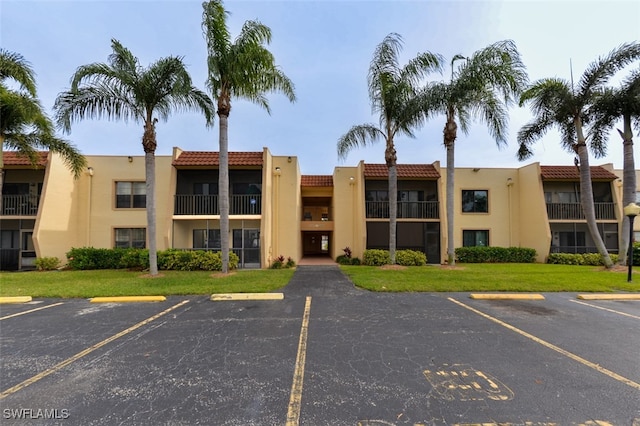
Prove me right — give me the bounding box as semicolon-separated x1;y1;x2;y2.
142;120;158;275
619;115;636;265
388;164;397;264
218;112;230;273
444;113;457;265
575;121;613;268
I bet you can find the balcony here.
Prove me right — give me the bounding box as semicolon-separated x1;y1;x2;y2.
366;201;439;219
1;195;40;216
174;194;261;216
545;202;616;220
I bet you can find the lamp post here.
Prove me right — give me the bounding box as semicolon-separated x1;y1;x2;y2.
623;202;640;282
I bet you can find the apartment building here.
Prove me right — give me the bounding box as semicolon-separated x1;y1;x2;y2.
0;148;635;271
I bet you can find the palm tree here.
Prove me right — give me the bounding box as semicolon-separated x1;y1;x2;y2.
202;0;296;273
337;33;442;264
421;40;528;265
1;49;86;200
517;42;640;269
588;69;640;265
54;39;215;275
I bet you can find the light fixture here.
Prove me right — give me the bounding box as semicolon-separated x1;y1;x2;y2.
287;156;292;163
349;176;355;185
128;156;133;163
623;202;640;282
87;167;94;176
473;168;480;172
274;166;281;176
506;177;514;187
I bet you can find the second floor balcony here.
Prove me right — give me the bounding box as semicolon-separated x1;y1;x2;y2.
1;195;40;216
366;201;439;219
174;194;261;216
546;202;616;220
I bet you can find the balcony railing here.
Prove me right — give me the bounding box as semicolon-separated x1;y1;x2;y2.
174;194;261;215
546;202;616;220
366;201;439;219
1;195;40;216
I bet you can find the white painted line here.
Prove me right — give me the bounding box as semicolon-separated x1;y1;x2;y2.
570;299;640;320
448;297;640;391
0;302;64;320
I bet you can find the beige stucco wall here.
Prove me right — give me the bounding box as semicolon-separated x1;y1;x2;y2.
333;165;365;260
270;155;301;264
35;153;174;263
33;153;84;261
516;163;551;262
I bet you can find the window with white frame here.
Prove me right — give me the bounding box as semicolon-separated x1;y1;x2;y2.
116;182;146;208
115;228;146;248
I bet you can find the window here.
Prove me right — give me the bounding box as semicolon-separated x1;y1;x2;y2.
116;182;146;208
194;183;217;195
462;190;488;213
193;229;221;250
463;230;489;247
115;228;146;248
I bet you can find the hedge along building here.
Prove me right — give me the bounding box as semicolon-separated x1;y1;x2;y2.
0;148;630;271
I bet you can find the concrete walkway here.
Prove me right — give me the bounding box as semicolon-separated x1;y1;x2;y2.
281;265;363;298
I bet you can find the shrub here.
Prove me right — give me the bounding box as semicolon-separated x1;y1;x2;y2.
158;249;237;271
363;249;391;266
35;257;61;271
351;257;361;265
633;242;640;266
336;255;352;265
395;249;427;266
119;248;149;270
270;255;285;269
285;257;296;268
548;252;620;266
66;247;124;270
455;246;537;263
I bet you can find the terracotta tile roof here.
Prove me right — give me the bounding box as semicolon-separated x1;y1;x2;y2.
301;175;333;187
540;165;618;181
2;151;48;167
364;163;440;179
173;151;263;167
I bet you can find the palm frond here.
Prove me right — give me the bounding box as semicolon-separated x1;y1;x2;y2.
0;49;37;96
337;124;384;160
578;41;640;98
202;0;232;58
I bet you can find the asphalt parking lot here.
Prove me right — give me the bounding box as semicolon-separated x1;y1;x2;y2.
1;265;639;425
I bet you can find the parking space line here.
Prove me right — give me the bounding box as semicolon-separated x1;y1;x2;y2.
447;297;640;391
570;299;640;320
0;302;64;321
0;299;190;400
286;296;312;426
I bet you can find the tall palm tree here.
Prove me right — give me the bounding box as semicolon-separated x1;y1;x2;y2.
337;33;442;264
421;40;528;265
588;69;640;265
202;0;296;273
1;49;86;199
54;39;215;275
518;42;640;269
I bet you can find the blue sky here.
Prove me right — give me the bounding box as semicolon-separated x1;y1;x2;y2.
2;0;639;175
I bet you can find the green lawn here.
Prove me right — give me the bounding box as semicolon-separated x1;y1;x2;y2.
0;263;637;299
0;269;295;298
340;263;639;293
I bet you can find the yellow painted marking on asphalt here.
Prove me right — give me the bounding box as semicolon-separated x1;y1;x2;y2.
210;293;284;301
286;296;312;426
0;302;64;320
0;300;189;399
448;297;640;390
577;294;640;300
90;296;166;303
423;364;514;401
0;296;32;304
570;299;640;320
470;293;545;300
